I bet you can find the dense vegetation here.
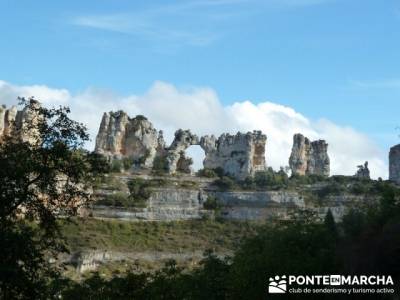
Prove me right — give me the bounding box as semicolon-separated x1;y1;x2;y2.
53;182;400;299
0;99;107;299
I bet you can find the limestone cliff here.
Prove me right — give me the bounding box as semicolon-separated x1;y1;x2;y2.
94;111;269;179
389;144;400;184
95;112;163;168
289;133;330;176
200;131;267;180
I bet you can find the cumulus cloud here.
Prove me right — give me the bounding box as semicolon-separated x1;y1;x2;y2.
0;80;388;179
0;80;70;105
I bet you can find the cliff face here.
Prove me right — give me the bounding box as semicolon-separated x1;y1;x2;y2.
289;134;330;176
94;111;268;179
95;112;164;168
200;131;267;180
89;188;210;221
389;144;400;184
89;183;371;222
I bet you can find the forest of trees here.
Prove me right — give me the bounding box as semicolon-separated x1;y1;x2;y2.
0;100;399;299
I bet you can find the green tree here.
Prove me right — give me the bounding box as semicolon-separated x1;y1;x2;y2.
324;209;338;239
228;212;336;299
152;155;168;174
189;250;230;300
0;98;106;299
127;178;151;206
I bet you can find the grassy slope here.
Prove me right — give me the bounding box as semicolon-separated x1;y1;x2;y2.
60;218;260;254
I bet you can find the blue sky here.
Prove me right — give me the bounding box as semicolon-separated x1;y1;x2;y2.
0;0;399;176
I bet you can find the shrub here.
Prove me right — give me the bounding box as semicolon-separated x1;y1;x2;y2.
179;181;199;189
196;168;218;178
127;178;151;204
350;182;370;195
122;157;134;170
203;196;220;210
213;176;236;191
100;175;123;191
110;159;123;173
152;156;168;174
316;182;345;199
135;115;148;121
250;167;289;189
289;173;327;185
241;176;255;190
214;167;225;178
96;192;131;207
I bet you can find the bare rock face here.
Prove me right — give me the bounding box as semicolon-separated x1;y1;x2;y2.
355;161;370;179
0;100;41;142
166;129;199;174
0;105;17;137
200;131;267;180
95;112;163;168
389;144;400;184
289;133;330;176
176;152;194;174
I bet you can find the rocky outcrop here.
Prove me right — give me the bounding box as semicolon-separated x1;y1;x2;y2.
166;130;199;174
355;161;370;179
289;134;330;176
0;105;17;137
0;100;41;143
200;131;267;180
72;251;112;273
68;249;213;273
389;144;400;184
89;185;368;222
95;112;164;168
90;187;211;221
94;111;268;179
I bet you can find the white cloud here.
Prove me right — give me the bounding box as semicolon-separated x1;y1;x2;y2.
0;80;388;179
0;80;70;105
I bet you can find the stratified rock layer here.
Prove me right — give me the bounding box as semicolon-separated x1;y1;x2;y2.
95;112;163;168
389;144;400;184
200;131;267;180
289;133;330;176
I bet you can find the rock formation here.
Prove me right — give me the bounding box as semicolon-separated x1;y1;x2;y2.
95;112;164;168
289;133;330;176
94;111;268;179
166;129;199;174
389;144;400;184
0;105;17;137
0;99;41;143
200;131;267;180
355;161;370;179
